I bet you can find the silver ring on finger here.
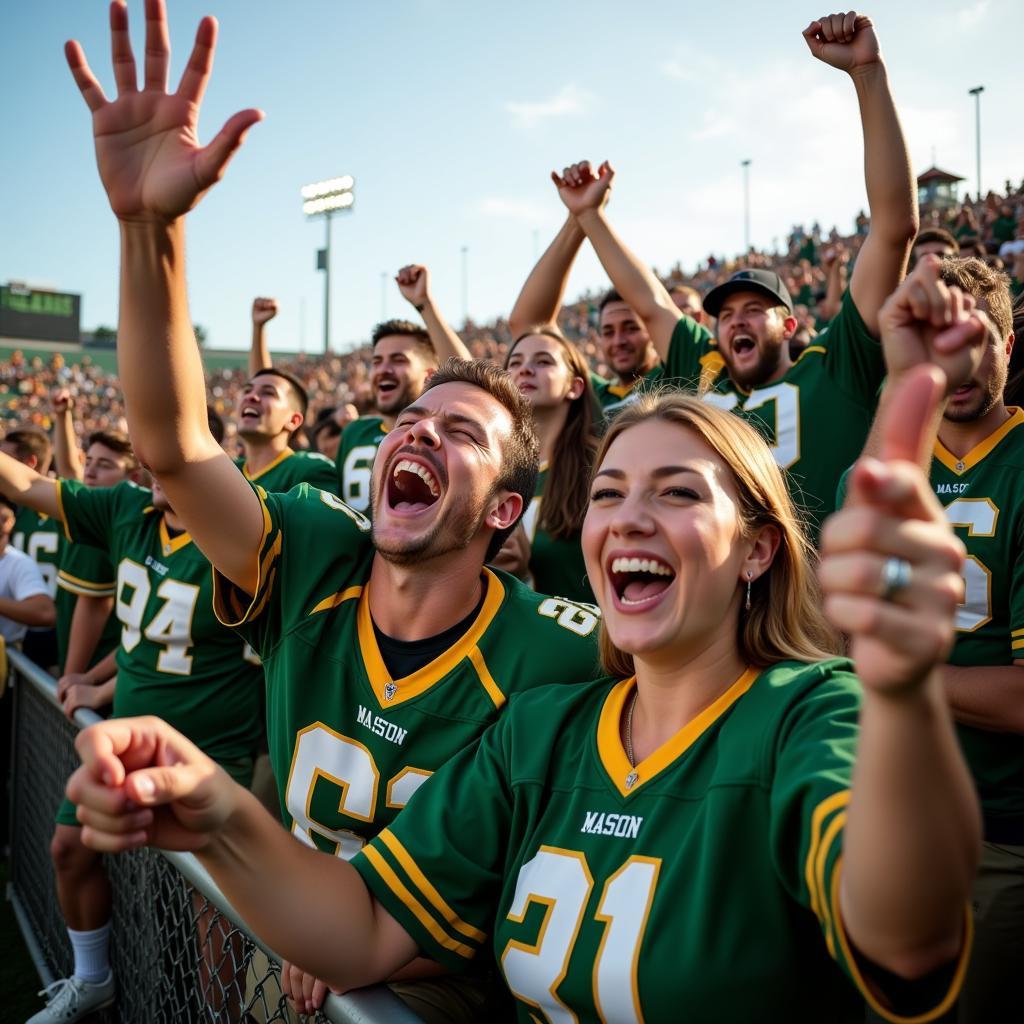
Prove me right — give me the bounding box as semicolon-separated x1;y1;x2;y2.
880;556;912;601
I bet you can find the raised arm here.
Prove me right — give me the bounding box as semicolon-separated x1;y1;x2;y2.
820;367;979;976
249;297;277;377
394;264;471;361
68;718;419;991
556;161;682;361
507;216;586;337
52;389;84;480
0;450;61;520
65;0;265;594
803;13;917;335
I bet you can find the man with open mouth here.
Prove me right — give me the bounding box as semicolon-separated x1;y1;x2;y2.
62;7;602;1020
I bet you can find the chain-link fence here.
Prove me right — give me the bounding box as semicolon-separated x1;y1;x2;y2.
6;649;421;1024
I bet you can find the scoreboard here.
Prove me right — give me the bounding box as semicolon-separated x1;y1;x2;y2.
0;283;81;343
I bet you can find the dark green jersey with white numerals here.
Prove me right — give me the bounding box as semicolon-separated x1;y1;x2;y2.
353;661;966;1024
213;483;601;858
236;448;337;493
666;291;884;538
333;416;388;515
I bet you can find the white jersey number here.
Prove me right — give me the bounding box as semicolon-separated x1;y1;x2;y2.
703;382;801;470
943;498;997;632
286;724;431;861
116;559;200;674
342;444;379;514
501;848;660;1023
537;597;600;637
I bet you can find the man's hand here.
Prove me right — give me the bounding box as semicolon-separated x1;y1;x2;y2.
820;367;966;694
67;716;239;853
57;670;92;703
396;265;431;309
551;160;614;219
802;12;881;73
52;388;74;416
61;680;112;721
64;0;263;223
252;297;278;326
878;255;990;394
281;961;341;1017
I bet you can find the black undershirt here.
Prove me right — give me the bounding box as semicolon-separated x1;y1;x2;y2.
371;581;486;680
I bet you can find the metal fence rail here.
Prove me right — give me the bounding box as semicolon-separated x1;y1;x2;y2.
5;649;421;1024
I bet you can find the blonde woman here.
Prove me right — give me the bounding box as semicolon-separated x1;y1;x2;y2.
69;294;984;1021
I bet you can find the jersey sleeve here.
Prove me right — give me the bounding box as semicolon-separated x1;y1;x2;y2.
769;665;969;1021
296;453;339;493
57;479;139;549
818;290;886;407
662;316;722;392
350;715;512;971
1010;512;1024;660
57;539;116;599
211;482;373;659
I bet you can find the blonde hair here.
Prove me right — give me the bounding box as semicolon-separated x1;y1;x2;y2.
594;393;841;677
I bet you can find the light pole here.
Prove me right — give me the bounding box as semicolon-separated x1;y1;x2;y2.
301;175;355;353
741;159;752;254
460;245;469;324
968;86;984;200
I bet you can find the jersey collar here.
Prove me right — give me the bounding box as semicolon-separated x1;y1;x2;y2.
357;567;505;708
596;667;759;798
243;447;294;482
934;406;1024;476
158;516;193;556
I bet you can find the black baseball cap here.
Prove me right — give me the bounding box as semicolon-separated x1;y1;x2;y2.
703;269;794;318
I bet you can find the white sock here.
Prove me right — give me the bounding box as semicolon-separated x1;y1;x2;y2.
67;923;111;983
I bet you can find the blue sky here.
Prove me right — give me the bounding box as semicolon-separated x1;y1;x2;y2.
2;0;1020;353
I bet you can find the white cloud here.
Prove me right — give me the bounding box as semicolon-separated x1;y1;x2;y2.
957;0;990;28
503;83;594;127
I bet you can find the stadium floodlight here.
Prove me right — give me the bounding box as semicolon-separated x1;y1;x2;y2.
741;159;752;254
968;86;984;200
302;175;355;353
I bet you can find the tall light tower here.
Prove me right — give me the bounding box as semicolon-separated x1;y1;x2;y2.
968;86;984;200
301;175;355;353
741;159;752;254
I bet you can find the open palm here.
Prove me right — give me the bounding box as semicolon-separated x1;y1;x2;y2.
65;1;262;222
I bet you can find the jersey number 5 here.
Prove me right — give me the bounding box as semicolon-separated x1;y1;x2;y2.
502;847;661;1024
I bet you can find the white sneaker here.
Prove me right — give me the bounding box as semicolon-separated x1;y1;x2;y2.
26;972;115;1023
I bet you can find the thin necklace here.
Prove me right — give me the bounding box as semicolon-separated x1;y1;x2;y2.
624;688;640;790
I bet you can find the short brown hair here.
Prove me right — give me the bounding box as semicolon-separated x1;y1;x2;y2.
250;368;309;419
939;256;1013;342
591;392;841;678
86;430;138;470
2;427;52;472
421;358;539;560
914;228;959;254
371;319;436;363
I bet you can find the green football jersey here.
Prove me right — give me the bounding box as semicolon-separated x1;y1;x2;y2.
334;416;388;514
930;408;1024;828
213;483;601;858
237;448;337;493
12;507;62;598
55;540;120;672
521;464;593;604
354;662;967;1024
665;290;884;537
58;480;264;764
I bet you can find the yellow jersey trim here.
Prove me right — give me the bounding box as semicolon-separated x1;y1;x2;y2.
242;447;294;483
1012;638;1024;651
310;585;363;617
933;407;1024;476
356;568;505;709
361;845;476;959
698;350;727;391
804;789;851;920
378;830;487;943
830;861;972;1023
55;481;72;543
467;646;506;709
606;381;637;399
158;517;193;556
596;667;759;798
211;487;278;628
1011;626;1024;638
56;570;116;597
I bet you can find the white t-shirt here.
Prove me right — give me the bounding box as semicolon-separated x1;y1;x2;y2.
0;544;50;645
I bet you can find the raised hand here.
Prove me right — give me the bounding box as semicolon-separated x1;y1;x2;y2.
551;160;614;218
52;388;74;415
252;297;278;326
802;12;881;73
64;0;263;222
67;716;239;852
396;264;430;309
878;254;990;395
820;367;966;694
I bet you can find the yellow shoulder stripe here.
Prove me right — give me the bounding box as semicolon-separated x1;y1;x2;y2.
361;845;476;959
467;646;506;709
804;789;849;920
310;585;363;617
379;830;487;943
